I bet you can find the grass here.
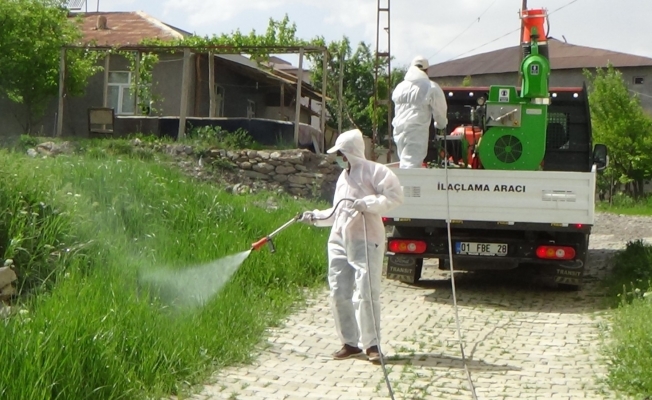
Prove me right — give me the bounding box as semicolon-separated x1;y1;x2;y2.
602;240;652;302
0;145;329;399
597;193;652;216
601;240;652;398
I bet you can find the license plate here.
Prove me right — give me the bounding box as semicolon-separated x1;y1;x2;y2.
455;242;508;256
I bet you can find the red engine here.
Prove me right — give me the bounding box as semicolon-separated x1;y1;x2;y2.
450;125;483;169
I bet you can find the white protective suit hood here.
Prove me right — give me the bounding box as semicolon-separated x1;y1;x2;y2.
391;64;448;168
313;129;404;350
326;128;366;164
410;56;429;71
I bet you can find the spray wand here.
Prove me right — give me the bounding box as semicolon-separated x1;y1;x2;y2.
250;198;354;253
250;213;302;253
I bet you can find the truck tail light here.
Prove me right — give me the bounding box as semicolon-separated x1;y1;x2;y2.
535;245;576;260
388;240;427;254
382;217;390;223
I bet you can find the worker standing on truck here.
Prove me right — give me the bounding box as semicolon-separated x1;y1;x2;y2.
392;56;448;168
299;129;404;362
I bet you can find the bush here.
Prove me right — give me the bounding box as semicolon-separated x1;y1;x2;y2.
0;150;329;399
604;240;652;303
602;240;652;398
17;134;39;150
188;126;257;150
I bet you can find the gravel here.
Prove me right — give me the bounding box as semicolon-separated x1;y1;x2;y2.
593;212;652;243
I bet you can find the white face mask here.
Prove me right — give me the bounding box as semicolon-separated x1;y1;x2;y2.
336;156;349;170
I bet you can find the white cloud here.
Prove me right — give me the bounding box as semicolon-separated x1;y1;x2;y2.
162;0;289;26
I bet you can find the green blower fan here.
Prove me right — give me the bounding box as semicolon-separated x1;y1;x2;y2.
476;27;551;171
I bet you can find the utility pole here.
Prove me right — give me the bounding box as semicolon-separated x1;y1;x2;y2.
373;0;391;162
338;49;344;135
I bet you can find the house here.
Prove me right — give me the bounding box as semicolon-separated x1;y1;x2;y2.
427;38;652;114
0;11;328;150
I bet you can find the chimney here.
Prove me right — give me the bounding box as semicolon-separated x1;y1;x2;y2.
96;15;108;30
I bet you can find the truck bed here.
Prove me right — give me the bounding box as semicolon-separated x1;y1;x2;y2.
383;164;596;226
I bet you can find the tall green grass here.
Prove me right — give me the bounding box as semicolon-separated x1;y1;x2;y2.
597;193;652;216
0;149;329;399
602;240;652;398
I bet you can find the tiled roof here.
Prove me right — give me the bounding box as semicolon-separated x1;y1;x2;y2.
429;38;652;78
69;11;187;46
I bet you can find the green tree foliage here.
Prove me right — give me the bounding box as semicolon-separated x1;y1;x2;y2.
309;37;406;143
142;15;304;59
0;0;100;132
584;64;652;198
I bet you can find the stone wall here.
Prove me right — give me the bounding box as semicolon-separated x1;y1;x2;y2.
26;139;343;200
199;148;341;199
142;141;342;200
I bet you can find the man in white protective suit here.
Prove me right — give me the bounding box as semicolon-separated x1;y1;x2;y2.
299;129;404;361
391;55;448;168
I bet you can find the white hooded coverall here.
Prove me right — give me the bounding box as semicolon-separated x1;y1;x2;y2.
391;65;448;168
309;129;404;350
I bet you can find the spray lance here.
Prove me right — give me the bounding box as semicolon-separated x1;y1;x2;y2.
249;198;353;253
250;213;302;253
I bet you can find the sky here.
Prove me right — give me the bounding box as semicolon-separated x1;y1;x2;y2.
88;0;650;69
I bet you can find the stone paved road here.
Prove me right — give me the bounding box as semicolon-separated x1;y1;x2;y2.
191;231;644;400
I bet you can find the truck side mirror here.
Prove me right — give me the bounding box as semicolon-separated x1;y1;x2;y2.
593;144;608;171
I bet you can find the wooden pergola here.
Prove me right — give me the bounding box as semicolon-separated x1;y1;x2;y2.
57;44;329;148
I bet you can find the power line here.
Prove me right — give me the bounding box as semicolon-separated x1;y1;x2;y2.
549;0;581;14
445;0;583;62
427;0;499;61
446;28;520;61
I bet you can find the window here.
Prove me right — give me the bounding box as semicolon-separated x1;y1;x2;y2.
633;77;645;85
247;100;256;119
107;71;135;115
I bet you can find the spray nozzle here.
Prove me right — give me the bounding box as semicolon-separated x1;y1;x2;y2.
251;236;277;253
267;238;276;253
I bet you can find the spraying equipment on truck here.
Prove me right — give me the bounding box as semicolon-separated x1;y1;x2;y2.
383;6;608;290
449;9;553;171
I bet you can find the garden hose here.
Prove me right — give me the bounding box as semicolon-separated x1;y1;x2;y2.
443;134;479;399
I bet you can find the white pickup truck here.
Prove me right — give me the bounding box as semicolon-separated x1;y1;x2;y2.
382;87;607;290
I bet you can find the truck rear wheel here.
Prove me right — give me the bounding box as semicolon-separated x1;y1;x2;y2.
386;256;423;284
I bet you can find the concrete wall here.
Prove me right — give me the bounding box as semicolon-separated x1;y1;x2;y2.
433;66;652;114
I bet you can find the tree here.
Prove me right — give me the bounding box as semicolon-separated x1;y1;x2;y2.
584;64;652;198
308;37;406;146
0;0;100;133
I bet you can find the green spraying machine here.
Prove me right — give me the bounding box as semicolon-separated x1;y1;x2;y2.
459;9;552;171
